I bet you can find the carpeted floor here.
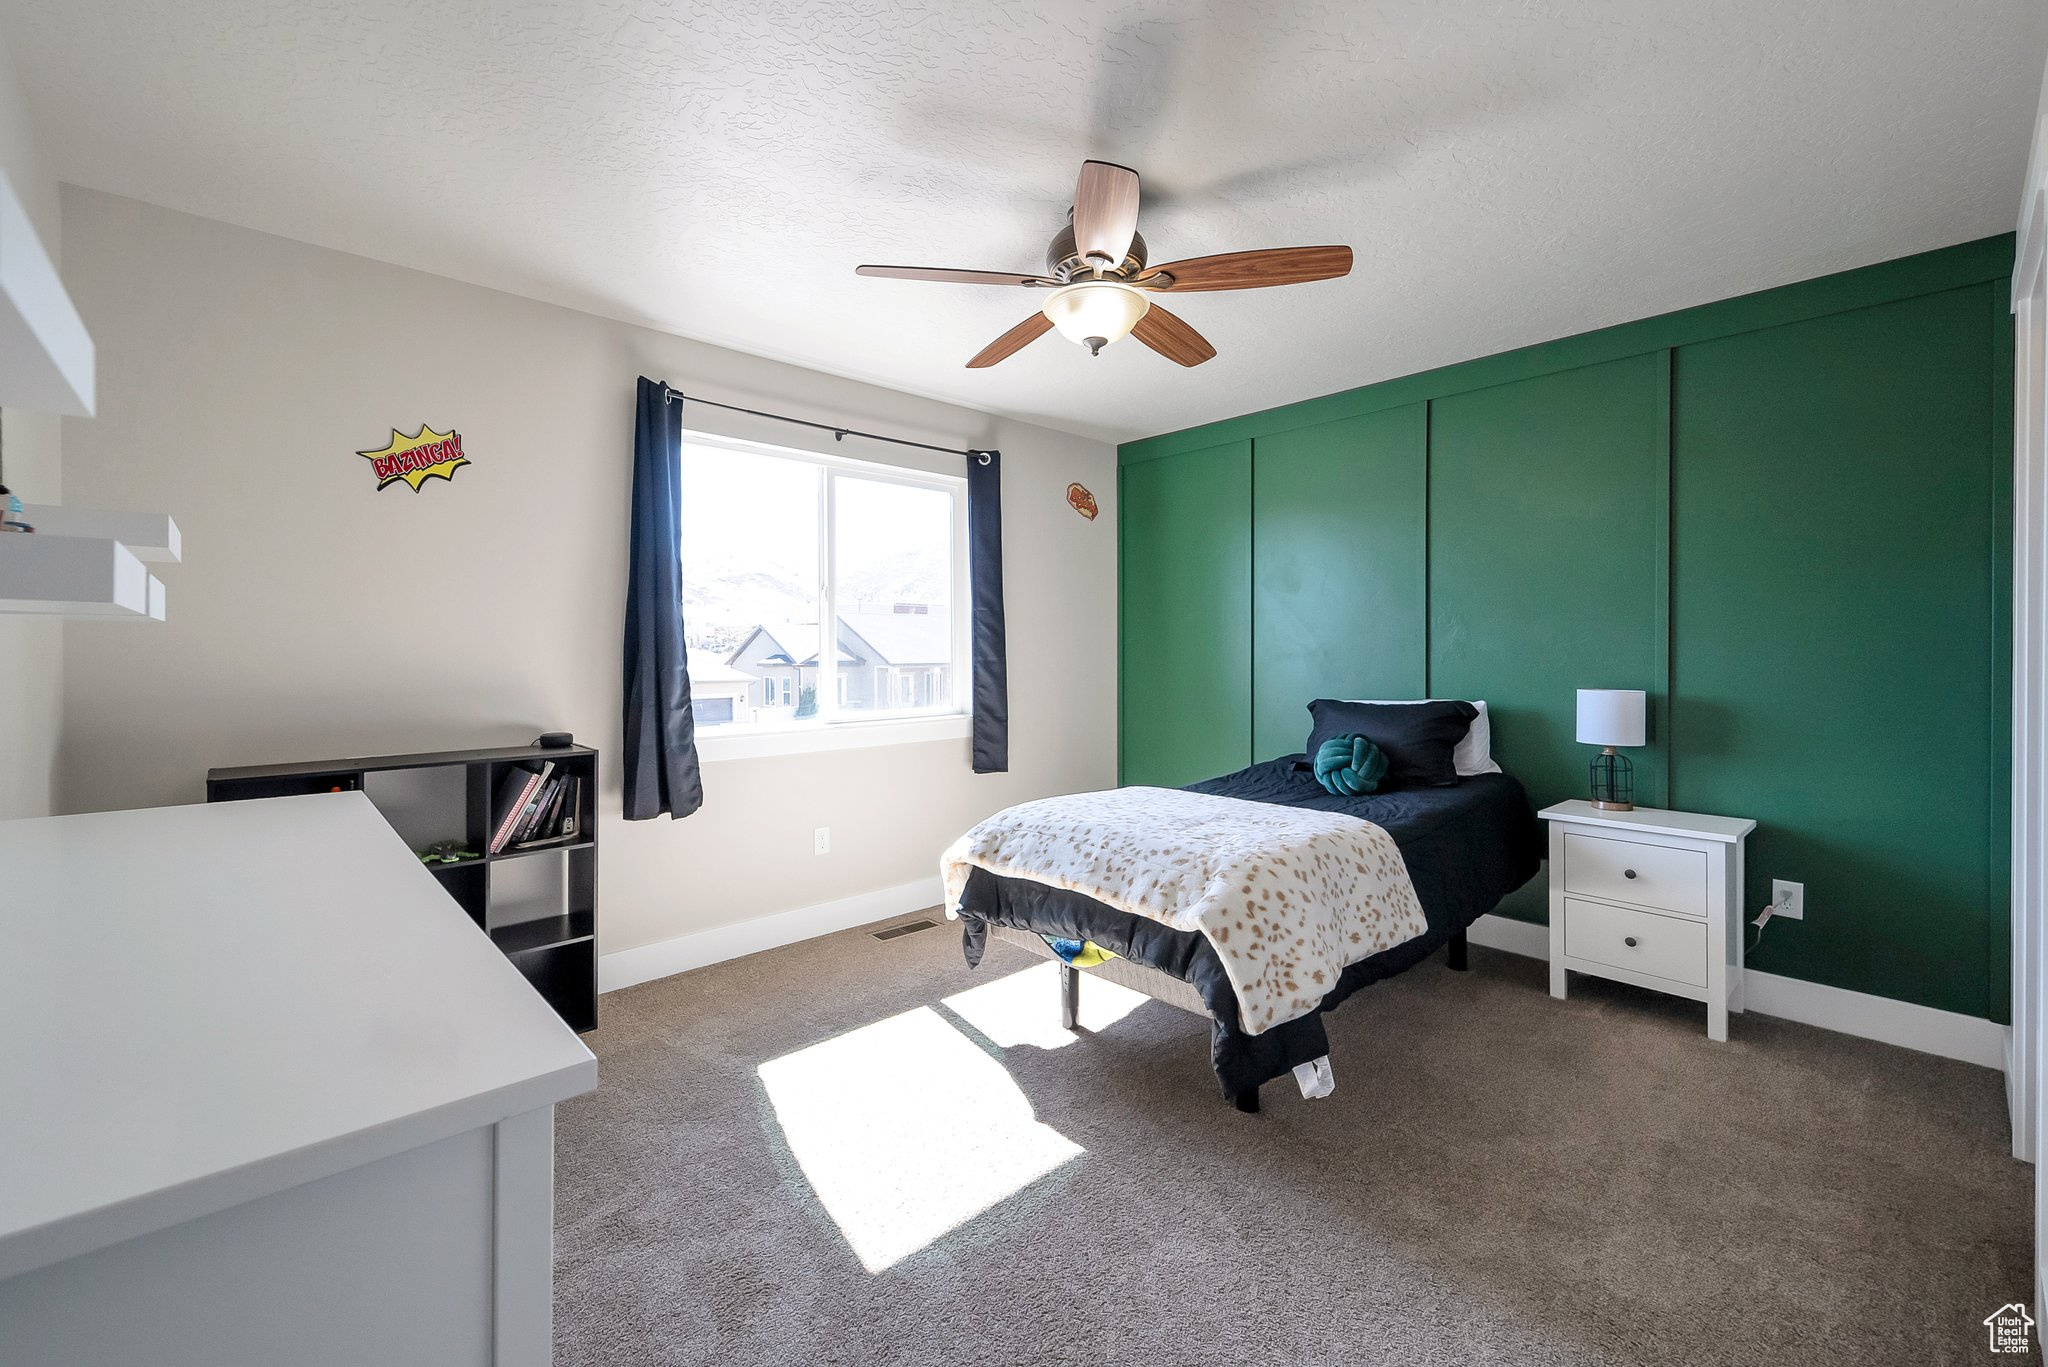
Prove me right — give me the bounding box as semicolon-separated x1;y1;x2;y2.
555;914;2036;1366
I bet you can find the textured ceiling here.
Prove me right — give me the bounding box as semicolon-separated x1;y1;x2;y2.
4;1;2044;443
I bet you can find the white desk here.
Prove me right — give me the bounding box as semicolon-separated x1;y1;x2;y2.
0;791;597;1366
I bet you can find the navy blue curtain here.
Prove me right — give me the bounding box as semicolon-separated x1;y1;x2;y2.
622;378;704;819
967;450;1009;773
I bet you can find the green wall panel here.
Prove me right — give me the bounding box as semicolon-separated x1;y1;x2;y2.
1251;406;1427;760
1119;439;1252;787
1428;353;1670;818
1672;285;1998;1018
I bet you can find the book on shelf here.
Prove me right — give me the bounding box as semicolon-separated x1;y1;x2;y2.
488;760;554;853
508;772;587;850
507;776;547;847
514;776;564;846
559;776;581;839
547;779;569;837
537;780;566;843
509;764;557;846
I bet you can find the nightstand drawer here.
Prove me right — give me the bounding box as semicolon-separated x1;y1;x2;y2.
1560;831;1707;918
1562;897;1707;987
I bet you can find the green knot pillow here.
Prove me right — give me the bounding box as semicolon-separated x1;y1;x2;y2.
1313;733;1388;796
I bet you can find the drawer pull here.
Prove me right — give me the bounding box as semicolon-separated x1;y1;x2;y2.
1624;936;1639;948
1624;869;1638;879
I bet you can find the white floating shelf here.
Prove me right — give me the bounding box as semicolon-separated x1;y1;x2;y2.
0;534;156;617
97;569;167;623
0;168;93;416
18;505;180;562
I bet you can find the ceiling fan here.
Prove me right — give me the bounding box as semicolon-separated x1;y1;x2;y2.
855;160;1353;369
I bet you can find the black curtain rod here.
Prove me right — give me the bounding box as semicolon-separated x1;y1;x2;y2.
663;386;994;464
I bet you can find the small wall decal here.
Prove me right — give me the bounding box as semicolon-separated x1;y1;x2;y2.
1066;482;1098;520
359;425;471;492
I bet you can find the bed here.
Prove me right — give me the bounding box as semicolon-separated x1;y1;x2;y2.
947;753;1542;1111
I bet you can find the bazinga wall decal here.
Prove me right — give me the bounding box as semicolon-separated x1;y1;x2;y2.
359;425;471;492
1066;482;1098;520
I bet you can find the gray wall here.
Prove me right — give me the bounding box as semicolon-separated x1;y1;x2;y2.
55;187;1119;957
0;31;63;820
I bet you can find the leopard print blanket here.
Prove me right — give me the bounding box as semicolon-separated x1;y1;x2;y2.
941;787;1428;1036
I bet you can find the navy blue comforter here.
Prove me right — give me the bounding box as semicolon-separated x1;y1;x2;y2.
954;758;1542;1098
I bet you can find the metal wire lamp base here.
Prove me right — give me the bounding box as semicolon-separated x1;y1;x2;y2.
1589;746;1634;811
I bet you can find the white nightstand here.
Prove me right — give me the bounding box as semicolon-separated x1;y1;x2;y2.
1539;800;1757;1041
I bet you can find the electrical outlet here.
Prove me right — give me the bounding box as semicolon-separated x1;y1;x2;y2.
813;826;831;856
1771;879;1804;920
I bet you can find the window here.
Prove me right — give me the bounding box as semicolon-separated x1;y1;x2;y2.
680;433;967;736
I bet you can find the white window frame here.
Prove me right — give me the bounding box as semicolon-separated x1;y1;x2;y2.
681;429;972;761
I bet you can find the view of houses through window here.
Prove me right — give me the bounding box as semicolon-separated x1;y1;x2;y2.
679;435;963;729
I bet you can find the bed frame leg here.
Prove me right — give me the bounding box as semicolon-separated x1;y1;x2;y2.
1059;961;1080;1031
1447;928;1469;972
1232;1086;1261;1114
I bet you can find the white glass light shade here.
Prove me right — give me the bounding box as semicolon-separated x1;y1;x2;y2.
1040;282;1150;354
1576;688;1646;747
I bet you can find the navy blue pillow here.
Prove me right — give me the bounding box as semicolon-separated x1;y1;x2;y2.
1305;699;1477;789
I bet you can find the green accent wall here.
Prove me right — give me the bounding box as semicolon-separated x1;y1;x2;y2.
1118;237;2014;1022
1670;285;2000;1016
1119;439;1251;788
1251;406;1427;758
1428;353;1671;813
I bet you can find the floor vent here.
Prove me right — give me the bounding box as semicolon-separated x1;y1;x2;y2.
873;918;939;941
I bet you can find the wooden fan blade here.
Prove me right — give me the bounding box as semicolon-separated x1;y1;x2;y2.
1130;303;1216;367
857;264;1058;287
967;312;1054;368
1134;245;1353;292
1072;160;1141;274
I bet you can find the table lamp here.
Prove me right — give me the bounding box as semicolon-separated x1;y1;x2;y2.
1577;688;1646;811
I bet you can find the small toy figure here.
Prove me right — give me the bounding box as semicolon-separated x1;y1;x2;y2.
0;485;31;532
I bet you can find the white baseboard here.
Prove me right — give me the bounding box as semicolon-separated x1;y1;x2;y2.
598;876;944;994
1465;913;2006;1071
1741;968;2007;1070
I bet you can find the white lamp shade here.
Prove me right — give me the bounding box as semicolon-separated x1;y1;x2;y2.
1576;689;1646;747
1040;281;1149;350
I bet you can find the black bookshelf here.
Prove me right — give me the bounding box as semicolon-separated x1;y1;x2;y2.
207;743;600;1032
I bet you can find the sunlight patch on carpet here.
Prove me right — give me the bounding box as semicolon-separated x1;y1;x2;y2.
757;1006;1083;1272
942;960;1148;1049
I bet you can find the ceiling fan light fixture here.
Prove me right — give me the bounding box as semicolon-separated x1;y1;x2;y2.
1040;281;1149;355
859;161;1349;369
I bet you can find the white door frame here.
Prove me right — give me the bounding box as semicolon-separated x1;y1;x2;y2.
2014;179;2047;1326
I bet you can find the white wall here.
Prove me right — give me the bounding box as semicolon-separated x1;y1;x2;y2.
0;29;63;820
55;187;1118;957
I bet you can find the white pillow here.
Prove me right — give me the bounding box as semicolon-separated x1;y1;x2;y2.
1346;699;1500;777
